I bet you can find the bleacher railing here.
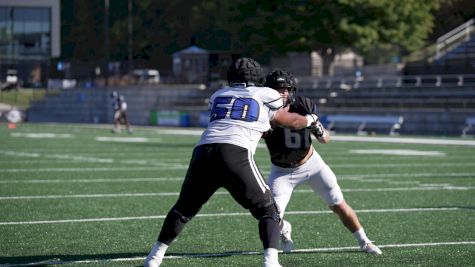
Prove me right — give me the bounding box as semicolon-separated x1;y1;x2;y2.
436;18;475;60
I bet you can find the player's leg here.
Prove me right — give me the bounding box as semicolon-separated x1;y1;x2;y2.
268;164;297;252
113;110;121;132
268;165;295;218
308;160;382;254
221;144;282;267
122;112;132;133
145;145;220;267
329;201;381;254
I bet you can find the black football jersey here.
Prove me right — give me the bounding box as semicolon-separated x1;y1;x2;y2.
264;96;318;168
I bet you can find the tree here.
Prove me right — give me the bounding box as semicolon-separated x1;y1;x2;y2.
61;0;443;75
229;0;439;72
430;0;475;41
62;0;105;63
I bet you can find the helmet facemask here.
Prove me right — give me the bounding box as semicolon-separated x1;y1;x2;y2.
265;69;297;106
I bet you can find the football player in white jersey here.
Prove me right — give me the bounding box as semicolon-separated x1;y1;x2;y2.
262;69;382;255
144;58;320;267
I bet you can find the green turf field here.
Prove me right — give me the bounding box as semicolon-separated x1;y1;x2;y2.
1;123;474;266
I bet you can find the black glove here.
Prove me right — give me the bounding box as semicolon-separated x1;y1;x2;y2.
309;120;325;137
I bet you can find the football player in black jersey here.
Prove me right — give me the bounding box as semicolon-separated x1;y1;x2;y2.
144;59;320;267
262;69;382;255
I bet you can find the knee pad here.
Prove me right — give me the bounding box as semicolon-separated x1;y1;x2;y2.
171;209;193;223
251;200;281;223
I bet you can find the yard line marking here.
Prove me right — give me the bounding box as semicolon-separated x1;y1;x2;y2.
1;186;473;201
0;177;184;184
339;172;475;179
330;162;475;168
0;191;181;200
95;136;150;143
156;129;204;136
10;133;74;139
0;172;472;184
157;129;475;146
2;241;474;266
349;149;445;156
0;166;181;173
0;150;188;169
0;186;472;200
1;162;474;173
292;241;475;253
0;207;468;225
331;135;475;146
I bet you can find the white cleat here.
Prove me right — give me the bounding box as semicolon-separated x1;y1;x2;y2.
280;220;294;253
262;259;283;267
360;241;382;255
144;242;164;267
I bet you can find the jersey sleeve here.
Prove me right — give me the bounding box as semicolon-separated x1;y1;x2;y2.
295;96;317;114
261;87;284;110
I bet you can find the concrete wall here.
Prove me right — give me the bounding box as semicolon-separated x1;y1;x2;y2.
27;84;210;126
27;84;475;136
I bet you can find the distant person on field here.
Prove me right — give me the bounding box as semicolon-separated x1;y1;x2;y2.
262;69;382;255
111;91;132;133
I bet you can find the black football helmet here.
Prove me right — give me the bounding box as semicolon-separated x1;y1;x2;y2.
227;57;266;87
265;69;297;105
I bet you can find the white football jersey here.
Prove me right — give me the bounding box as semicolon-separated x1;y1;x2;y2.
197;84;283;153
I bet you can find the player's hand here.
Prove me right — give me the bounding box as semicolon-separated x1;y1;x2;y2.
310;120;325;137
305;114;318;127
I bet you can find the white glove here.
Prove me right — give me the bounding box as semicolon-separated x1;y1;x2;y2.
305;114;318;127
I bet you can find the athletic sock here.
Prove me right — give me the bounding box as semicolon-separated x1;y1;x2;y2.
264;248;279;262
353;228;370;246
152;241;169;258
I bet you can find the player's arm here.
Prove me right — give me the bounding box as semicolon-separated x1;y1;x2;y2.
272;105;318;130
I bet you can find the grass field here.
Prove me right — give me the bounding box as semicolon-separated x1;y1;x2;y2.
1;123;474;267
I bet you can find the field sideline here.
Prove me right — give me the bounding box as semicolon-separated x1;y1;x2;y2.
1;123;474;267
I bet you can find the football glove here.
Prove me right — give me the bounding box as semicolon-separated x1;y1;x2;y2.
305;114;319;127
311;120;325;137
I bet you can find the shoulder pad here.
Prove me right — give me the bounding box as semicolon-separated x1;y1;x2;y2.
293;96;317;114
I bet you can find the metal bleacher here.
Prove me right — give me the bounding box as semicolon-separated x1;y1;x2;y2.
295;72;475;136
435;18;475;63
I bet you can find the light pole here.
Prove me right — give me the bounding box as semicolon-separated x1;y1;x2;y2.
104;0;110;87
128;0;133;76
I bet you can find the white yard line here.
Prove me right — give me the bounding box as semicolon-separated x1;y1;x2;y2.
1;185;474;201
3;185;475;200
1;161;474;173
0;207;469;226
0;166;180;173
156;129;475;146
339;172;475;179
331;135;475;146
0;177;184;184
0;172;472;184
10;133;74;139
0;150;188;169
1;241;474;266
95;136;150;143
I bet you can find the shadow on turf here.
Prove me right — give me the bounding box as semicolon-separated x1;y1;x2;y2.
0;253;144;266
0;250;357;266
